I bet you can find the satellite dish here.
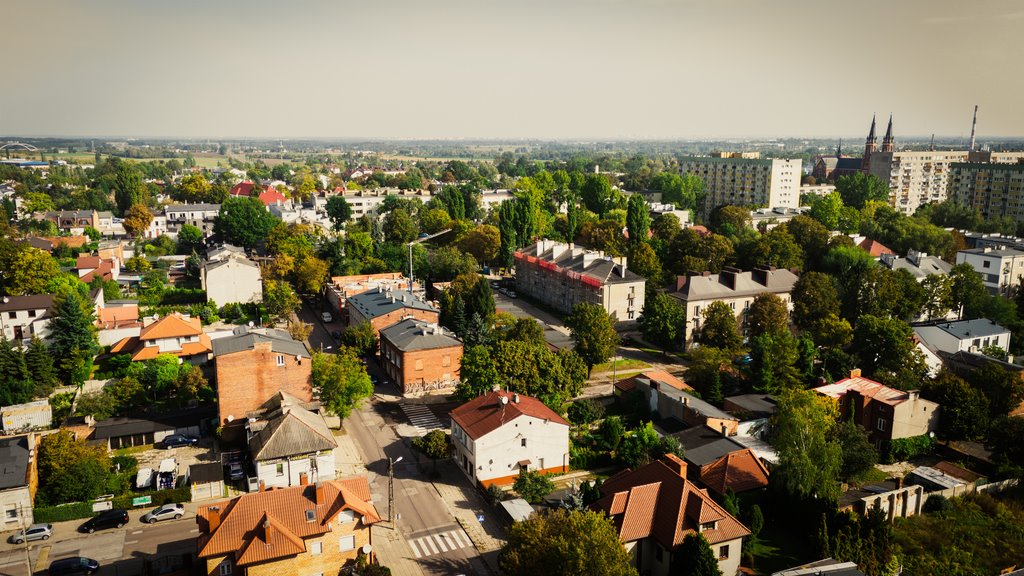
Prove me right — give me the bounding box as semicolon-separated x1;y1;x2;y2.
248;321;255;327
500;396;509;405
362;544;372;554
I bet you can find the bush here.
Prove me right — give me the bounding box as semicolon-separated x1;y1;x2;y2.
111;486;191;510
33;502;96;523
567;399;606;427
922;494;952;514
884;434;936;463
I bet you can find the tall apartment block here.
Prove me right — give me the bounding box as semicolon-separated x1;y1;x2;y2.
679;155;801;214
948;162;1024;222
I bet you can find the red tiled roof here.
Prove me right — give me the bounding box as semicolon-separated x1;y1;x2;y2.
615;370;693;395
197;478;380;565
229;181;287;206
257;187;288;206
140;313;202;340
813;376;912;407
858;238;895;257
98;305;139;326
699;448;770;495
229;181;258;197
593;455;750;549
76;255;102;269
449;391;569;440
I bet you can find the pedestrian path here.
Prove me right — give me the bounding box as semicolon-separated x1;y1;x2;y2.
407;527;473;558
400;404;444;435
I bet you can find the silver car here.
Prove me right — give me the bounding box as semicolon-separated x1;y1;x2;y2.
9;523;52;544
140;503;185;524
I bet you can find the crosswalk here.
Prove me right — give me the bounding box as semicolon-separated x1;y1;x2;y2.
400;404;444;435
408;528;473;558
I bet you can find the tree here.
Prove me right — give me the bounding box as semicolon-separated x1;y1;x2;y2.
836;172;889;209
771;388;842;502
749;330;801;393
676;533;724;576
626;194;650;245
809;192;844;230
48;291;98;385
746;292;789;339
214;196;279;249
122;203;153;238
638;292;686;349
454;345;500;401
114;162;146;214
291;256;329;295
263;279;300;320
920;274;953;321
852;315;925;382
36;430;112;506
497;200;518;267
325;196;352;232
500;509;637;576
791;271;840;334
923;372;990;440
567;398;606;426
617;422;680;468
581;174;615;217
949;263;988;317
420;207;452;235
699;301;741;350
25;336;56;396
411;429;449;472
459;224;500;265
382;207;418;245
513;469;555;504
835;418;878;481
968;362;1024;418
708;205;751;237
3;245;61;296
311;348;373;419
338;322;378;357
176;224;203;254
0;338;33;406
565;303;619;375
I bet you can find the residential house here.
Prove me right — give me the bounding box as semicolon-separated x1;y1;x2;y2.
0;295;54;344
878;250;952;281
514;239;645;325
196;477;380;576
671;266;799;350
379;318;462;395
212;327;312;430
164;203;220;238
246;393;337;490
857;238;895;258
633;376;740;436
44;209;98;233
722;394;778;420
201;246;262;305
95;300;142;347
813;370;940;447
110;312;213;363
679;155;801;213
324;273;418;319
450;391;570;487
345;287;439;336
229;181;289;207
955;245;1024;296
0;401;51;432
0;435;38;527
671;426;769;496
76;254;120;283
593;454;750;576
614;370;692;397
912;318;1011;355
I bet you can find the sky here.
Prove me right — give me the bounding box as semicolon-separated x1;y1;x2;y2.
3;0;1023;140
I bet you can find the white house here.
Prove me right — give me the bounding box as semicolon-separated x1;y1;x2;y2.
246;393;337;491
163;203;220;238
201;246;262;305
0;435;37;527
0;295;54;345
449;390;569;487
912;318;1011;355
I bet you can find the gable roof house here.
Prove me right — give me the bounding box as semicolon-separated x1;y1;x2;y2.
196;477;380;576
246;393;337;490
76;254;120;283
633;376;740;437
0;435;39;527
615;370;693;397
0;295;54;345
229;181;289;207
672;426;769;496
345;287;439;337
593;454;750;576
201;247;263;306
449;391;570;487
110;312;213;363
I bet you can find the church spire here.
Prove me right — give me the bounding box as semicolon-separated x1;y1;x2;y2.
836;138;843;157
881;114;894;152
862;115;878;170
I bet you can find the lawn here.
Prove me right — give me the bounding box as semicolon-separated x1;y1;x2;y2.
592;358;650;374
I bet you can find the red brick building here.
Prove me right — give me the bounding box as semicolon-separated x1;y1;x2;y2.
212;328;312;435
345;287;439;337
379;318;462;395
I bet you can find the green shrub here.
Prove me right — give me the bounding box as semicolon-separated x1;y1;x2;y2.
33;502;95;523
884;434;936;463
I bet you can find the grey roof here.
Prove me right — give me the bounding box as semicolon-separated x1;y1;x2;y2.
380;318;462;352
204;256;259;273
907;466;964;490
347;287;437;320
212;328;310;358
206;244;246;261
248;401;337;461
498;498;535;522
959;246;1024;256
92;417;175;440
912;318;1009;341
645;379;738;423
772;559;867;576
939;349;1024;373
0;294;54;313
521;241;645;285
724;394;778;417
879;252;952;279
671;426;745;467
165;203;221;213
0;437;30;490
189;462;224;484
674;267;799;302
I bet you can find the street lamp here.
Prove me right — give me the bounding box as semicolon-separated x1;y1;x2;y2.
388;456;403;524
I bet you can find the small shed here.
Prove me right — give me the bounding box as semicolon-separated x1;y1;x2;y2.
498;498;535;523
189;462;225;501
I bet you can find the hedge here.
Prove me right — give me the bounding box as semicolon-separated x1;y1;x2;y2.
884;434;936;464
34;486;191;524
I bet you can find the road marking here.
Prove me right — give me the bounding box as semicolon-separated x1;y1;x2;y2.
131;530;143;535
400;404;443;435
433;534;448;552
189;529;199;534
125;540;138;544
409;528;472;559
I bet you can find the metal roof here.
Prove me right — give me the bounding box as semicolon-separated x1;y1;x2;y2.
671;426;746;467
212;328;310;358
346;287;437;320
247;402;337;462
912;318;1009;341
0;437;30;490
380;318;461;352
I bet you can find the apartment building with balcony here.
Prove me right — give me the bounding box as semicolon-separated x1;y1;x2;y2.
948;162;1024;222
955;245;1024;296
678;156;801;214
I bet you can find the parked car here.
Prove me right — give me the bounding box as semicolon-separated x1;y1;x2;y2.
140;503;185;524
48;557;99;575
9;523;52;544
162;434;198;449
227;462;245;481
79;509;129;533
321;311;334;323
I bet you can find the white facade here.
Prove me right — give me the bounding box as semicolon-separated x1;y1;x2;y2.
340;188;432;220
629;536;745;576
254;450;336;490
955;246;1024;296
0;401;51;431
912;320;1011;355
679;157;801;214
451;414;569;486
0;297;53;345
164;203;220;238
201;257;263;305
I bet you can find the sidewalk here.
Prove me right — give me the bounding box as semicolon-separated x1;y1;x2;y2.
430;462;506;575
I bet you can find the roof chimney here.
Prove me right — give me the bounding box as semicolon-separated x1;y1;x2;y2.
849;368;862;379
206;506;222;533
663;454;687;478
259;480;265;492
315;482;327;505
263;517;273;541
513;393;520;404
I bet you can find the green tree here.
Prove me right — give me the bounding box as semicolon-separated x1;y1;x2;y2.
836;172;889;209
338;322;378;357
852;315;925;382
513;469;555;504
454;345;500;401
598;416;625;451
749;330;801;393
968;362;1024;418
497;200;518;267
708;205;751;237
565;303;619;375
746;292;789;340
382;207;418;245
311;348;373;419
325;195;353;232
699;301;741;350
920;274;953;321
835;418;878;481
263;279;300;319
0;338;33;406
499;509;637;576
567;398;606;426
791;271;841;335
922;372;990;440
458;224;500;265
4;245;61;296
176;224;203;254
214;196;279;249
628;242;663;285
638;292;686;349
677;533;724;576
626;193;650;245
419;207;452;234
771;388;842;502
176;173;214;203
122;203;153;238
581;174;615;217
949;263;988;316
25;336;57;396
617;422;681;468
36;430;112;506
114;161;146;215
809;191;844;230
48;291;99;385
411;429;450;472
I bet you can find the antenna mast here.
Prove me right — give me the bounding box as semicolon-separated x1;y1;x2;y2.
969;105;978;152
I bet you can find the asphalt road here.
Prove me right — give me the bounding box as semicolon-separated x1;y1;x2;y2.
0;507;196;575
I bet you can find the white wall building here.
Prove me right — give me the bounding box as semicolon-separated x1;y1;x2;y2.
0;401;51;432
0;295;54;345
955;246;1024;296
247;397;337;491
679;156;801;214
201;246;262;305
912;318;1011;355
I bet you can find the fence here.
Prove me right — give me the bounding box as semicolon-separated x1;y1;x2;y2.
34;486;191;523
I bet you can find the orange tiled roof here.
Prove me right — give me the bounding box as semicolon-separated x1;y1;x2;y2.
197;478;380;566
110;332;212;361
449;391;569;440
699;448;770;495
140;313;202;340
615;370;693;395
858;238;895;257
593;455;750;549
813;376;912;406
98;305;139;326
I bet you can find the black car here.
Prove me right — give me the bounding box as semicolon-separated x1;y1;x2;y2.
79;509;128;533
48;556;99;575
162;434;198;449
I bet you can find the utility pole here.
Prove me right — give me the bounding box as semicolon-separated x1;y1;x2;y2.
388;456;403;525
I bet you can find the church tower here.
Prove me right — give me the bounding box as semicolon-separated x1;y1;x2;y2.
862;115;877;170
881;115;894;152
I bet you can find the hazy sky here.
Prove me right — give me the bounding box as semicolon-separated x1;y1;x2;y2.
3;0;1023;139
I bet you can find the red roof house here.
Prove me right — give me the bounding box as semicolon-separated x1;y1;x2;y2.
229;181;289;207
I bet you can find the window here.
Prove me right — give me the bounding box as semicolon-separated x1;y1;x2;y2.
276;463;285;476
5;508;16;520
27;310;36;318
276;355;285;367
339;535;356;551
719;544;730;559
7;312;14;319
338;510;355;524
699;521;717;532
983;260;991;268
877;418;887;432
219;560;232;575
310;541;323;556
521;438;527;448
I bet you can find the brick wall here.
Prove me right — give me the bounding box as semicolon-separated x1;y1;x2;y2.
368;309;439;336
215;342;312;425
381;343;462;395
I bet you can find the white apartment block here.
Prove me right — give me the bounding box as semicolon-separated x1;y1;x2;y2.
679;156;801;214
164;203;220;238
339;188;432;219
955;246;1024;296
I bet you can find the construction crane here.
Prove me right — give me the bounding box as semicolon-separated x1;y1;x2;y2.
408;229;452;294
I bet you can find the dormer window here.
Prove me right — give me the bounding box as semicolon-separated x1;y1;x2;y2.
338;510;355;524
699;521;717;532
